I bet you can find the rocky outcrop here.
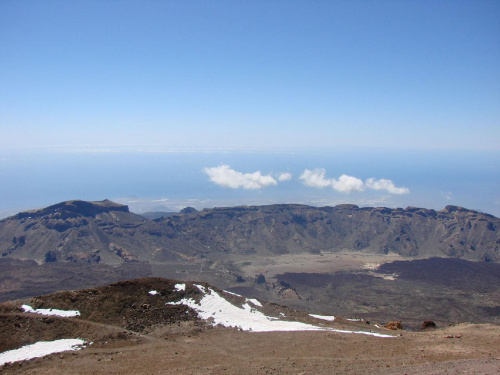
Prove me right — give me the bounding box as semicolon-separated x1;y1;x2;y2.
421;320;437;330
180;207;198;214
384;320;403;330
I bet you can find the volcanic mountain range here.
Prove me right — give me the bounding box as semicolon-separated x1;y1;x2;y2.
0;199;498;264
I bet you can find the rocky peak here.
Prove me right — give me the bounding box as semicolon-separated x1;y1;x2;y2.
180;206;198;215
334;204;360;210
14;199;129;220
442;205;468;213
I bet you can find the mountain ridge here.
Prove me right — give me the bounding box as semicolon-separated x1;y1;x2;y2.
0;199;498;263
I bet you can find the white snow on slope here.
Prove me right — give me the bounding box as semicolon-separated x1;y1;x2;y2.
21;305;80;318
324;328;393;338
0;339;86;366
309;314;335;321
174;283;186;291
148;290;158;295
246;298;262;307
168;285;394;337
223;290;242;297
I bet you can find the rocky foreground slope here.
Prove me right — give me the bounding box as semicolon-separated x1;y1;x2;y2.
0;200;498;264
0;277;392;356
0;278;499;375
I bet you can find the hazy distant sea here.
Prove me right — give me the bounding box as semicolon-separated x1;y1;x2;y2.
0;148;498;218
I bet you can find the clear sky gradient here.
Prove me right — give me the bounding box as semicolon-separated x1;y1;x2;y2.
0;1;499;217
1;0;499;150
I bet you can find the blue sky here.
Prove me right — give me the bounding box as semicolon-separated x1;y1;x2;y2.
0;1;499;217
1;0;499;150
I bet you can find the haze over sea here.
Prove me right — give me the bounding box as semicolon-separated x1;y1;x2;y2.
1;147;498;218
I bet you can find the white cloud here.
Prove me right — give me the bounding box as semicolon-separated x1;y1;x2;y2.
299;169;364;193
299;168;332;188
332;174;365;193
204;165;278;189
278;172;292;182
365;178;409;195
442;191;453;201
300;169;409;195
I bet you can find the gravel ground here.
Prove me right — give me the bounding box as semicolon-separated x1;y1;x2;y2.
2;323;499;375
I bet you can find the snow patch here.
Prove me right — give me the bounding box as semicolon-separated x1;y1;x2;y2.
0;339;86;366
328;329;394;338
21;305;80;318
168;285;394;337
346;318;363;322
168;286;325;332
379;274;397;281
246;298;262;307
309;314;335;321
148;290;158;295
242;303;254;312
223;290;242;297
174;283;186;291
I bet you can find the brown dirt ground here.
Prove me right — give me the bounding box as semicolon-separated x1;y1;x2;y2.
1;323;499;375
1;278;499;374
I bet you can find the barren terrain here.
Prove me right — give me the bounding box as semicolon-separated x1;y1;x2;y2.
4;327;500;375
0;277;498;375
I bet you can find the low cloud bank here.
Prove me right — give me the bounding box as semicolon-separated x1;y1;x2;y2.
300;168;409;195
204;165;278;189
